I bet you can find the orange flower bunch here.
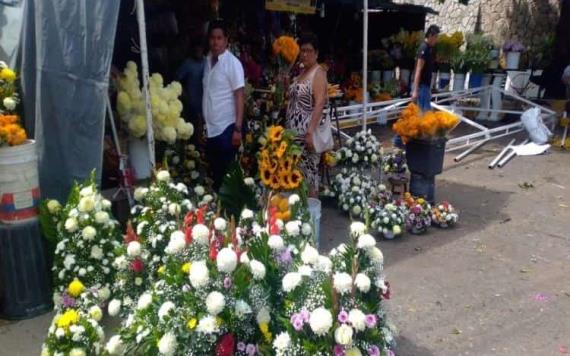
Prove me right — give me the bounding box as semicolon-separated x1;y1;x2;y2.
272;36;300;65
258;125;303;191
346;87;364;103
0;115;27;147
392;103;459;143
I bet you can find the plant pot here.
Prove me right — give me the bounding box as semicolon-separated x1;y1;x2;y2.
438;72;451;91
405;137;447;176
469;73;484;88
128;137;152;180
382;70;394;84
382;230;396;240
452;72;466;91
506;52;521;70
409;173;435;203
399;68;411;86
489;49;500;69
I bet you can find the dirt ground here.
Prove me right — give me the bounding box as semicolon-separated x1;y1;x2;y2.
1;135;569;356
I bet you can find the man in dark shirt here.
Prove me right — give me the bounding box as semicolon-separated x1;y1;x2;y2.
411;25;440;111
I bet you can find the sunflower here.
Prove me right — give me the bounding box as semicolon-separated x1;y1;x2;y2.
267;126;284;143
269;158;279;173
260;166;273;187
259;149;271;163
279;169;292;189
281;156;293;173
289;170;303;188
276;141;288;158
270;174;281;190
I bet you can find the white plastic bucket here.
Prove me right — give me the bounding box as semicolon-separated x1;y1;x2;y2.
452;73;466;91
0;140;40;224
506;52;521;70
128;137;152;180
307;198;321;248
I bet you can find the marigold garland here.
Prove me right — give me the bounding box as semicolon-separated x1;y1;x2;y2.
392;103;459;143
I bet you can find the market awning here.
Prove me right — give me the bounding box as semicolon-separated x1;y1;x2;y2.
331;0;438;15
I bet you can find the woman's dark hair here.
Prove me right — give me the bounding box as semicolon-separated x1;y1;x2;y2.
425;25;441;38
298;32;319;52
208;19;228;37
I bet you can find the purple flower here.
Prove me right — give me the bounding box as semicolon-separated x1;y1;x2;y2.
334;345;345;356
237;342;246;352
337;310;349;323
293;316;304;331
277;248;292;265
368;345;381;356
365;314;377;328
224;277;232;289
300;308;310;322
245;344;257;356
386;350;395;356
62;294;76;308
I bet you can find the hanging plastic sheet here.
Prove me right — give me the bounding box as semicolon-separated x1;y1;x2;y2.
19;0;120;202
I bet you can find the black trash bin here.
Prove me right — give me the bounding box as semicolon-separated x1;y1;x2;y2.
405;137;447;176
0;219;52;319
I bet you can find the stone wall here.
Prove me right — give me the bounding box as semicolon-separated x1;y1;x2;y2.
393;0;560;53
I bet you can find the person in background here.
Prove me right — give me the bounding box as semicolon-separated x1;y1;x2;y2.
411;25;440;112
202;20;245;191
286;33;328;198
176;42;205;143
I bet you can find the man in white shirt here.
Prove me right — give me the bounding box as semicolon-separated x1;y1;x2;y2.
202;20;245;191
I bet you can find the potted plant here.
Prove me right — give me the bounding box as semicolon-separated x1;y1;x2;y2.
502;39;525;70
464;33;493;88
392;30;423;87
451;52;466;91
435;32;464;91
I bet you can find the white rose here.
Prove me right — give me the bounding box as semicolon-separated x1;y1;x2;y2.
244;177;255;186
268;235;285;251
47;200;61;214
249;260;266;280
282;272;302;292
214;218;227;231
194;185;205;196
89;306;103;322
105;335;125;355
82;226;97;241
285;221;300;236
157;331;177;356
348;309;366;331
301;223;312;236
357;234;376;250
94;211;109;224
133;187;148;201
168;203;180;216
216;248;238;273
108;299;121;317
256;307;271;324
202;194;213;204
78;197;95;213
135;277;143;286
137;293;153;310
90;245;103;260
273;332;291;352
350;222;366;236
55;328;65;338
127;241;142;257
333;272;352;295
301;245;319;265
334;324;354;345
354;273;371;293
309;307;333;336
165;231;186;255
65;217;79;232
288;194;300;205
241;208;254;220
189;260;210;288
191;224;210;245
156;170;171;182
206;291;225;315
158;301;176;321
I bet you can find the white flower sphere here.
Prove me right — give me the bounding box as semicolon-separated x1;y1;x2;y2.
334;324;354;345
88;305;103;322
249;260;266;280
90;245;103;260
65;217;79;233
94;211;109;225
214;218;227;231
285;221;300;236
133;187;148;201
102;199;112;209
191;224;210;245
350;222;366;236
273;332;291;353
268;235;285;251
69;348;86;356
352;205;362;216
357;234;376;250
309;307;333;336
244;177;255;186
288;194;300;205
241;208;254;220
168;203;180;216
105;335;125;355
156;170;171;182
157;331;177;356
78;196;95;213
354;273;371;293
108;299;121;317
137;293;153;310
333;272;352;295
205;291;225;315
348;309;366;331
196;315;219;334
127;241;142;257
47;200;61;214
240;251;250;265
282;272;302;292
345;347;362;356
216;248;238;273
158;301;176;321
301;245;319;265
82;226;97;241
194;185;205;196
315;256;332;274
165;231;186;255
301;223;312;236
393;225;402;235
367;247;384;265
256;307;271;324
189;260;210;288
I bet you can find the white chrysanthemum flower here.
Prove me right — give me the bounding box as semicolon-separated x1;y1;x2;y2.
354;273;371;293
350;222;366;236
157;331;177;356
249;260;266;280
393;225;402;235
357;234;376;250
194;185;205;196
105;335;125;355
82;226;97;241
137;293;152;310
79;185;94;197
189;260;209;288
348;309;366;331
65;217;79;232
165;231;186;255
214;218;227;231
158;301;176;321
256;307;271;324
301;245;319;265
102;199;112;210
315;256;332;274
205;291;225;315
133;187;148;201
90;245;103;260
301;223;312;236
309;307;333;336
334;324;354;345
55;328;65;338
108;299;121;317
244;177;255;186
69;348;86;356
94;211;109;224
78;196;95;213
352;205;362;216
191;224;210;245
288;194;300;205
282;272;302;292
367;247;384;265
298;265;313;277
333;272;352;295
285;221;300;236
196;315;219;334
268;235;284;251
216;248;238;273
168;203;180;216
234;299;252;318
127;241;142;257
241;208;254;220
88;305;103;322
47;200;61;214
156;170;171;182
273;332;291;353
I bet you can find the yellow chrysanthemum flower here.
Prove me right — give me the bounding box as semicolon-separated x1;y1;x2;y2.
181;262;191;274
0;68;16;82
187;318;197;330
56;309;80;330
67;279;85;298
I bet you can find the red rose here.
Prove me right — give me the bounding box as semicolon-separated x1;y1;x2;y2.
130;258;144;273
215;333;235;356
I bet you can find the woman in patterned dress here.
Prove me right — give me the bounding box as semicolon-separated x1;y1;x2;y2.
286;33;328;197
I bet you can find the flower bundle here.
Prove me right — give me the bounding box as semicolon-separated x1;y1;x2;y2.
382;149;407;176
335;129;383;169
0;114;27;147
272;36;300;65
405;196;432;234
331;168;377;218
163;143;209;187
503;39;525;53
369;202;406;239
435;32;464;67
116;61;194;143
431;201;459;228
258;125;303;191
0;61;19;114
392;103;459;143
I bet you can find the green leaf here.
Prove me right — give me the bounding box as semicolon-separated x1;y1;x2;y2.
218;162;259;219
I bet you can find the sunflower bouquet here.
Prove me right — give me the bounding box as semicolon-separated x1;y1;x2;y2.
392;103;459;143
272;36;300;65
257;125;303;192
431;201;459;228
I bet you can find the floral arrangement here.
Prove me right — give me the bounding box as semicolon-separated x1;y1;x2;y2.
116;61;194;143
431;201;459;228
0;62;27;147
323;151;337;167
258;125;303;191
0;114;27;147
463;33;494;73
502;39;525;53
331;168;377;218
369;202;406;239
435;32;464;70
404;195;432;234
163;143;210;188
272;36;300;65
335;130;383;169
373;184;394;207
392;103;459;143
382;149;407;176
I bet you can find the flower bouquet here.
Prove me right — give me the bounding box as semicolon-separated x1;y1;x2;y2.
382;149;407;177
405;197;432;235
369;202;406;239
0;62;27;147
335;129;382;170
392;103;459;144
332;168;377;219
431;201;459;228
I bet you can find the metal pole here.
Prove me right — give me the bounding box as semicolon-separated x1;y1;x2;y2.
454;139;488;162
488;139;516;169
362;0;368;131
136;0;155;170
497;139;529;168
